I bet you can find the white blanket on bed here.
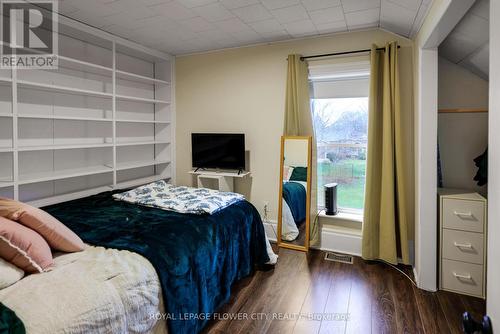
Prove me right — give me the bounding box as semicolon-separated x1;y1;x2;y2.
113;180;244;215
0;246;168;334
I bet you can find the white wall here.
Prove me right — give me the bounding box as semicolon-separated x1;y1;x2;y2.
438;57;488;196
175;29;414;226
487;0;500;327
438;57;489;109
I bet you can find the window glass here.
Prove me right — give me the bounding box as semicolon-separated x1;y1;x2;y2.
312;97;368;212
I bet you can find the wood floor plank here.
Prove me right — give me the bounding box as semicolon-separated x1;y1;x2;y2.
235;248;306;334
265;250;312;334
199;248;485;334
344;257;373;334
437;290;468;334
364;262;398;334
289;252;336;334
298;253;336;315
318;262;352;334
460;294;486;322
388;265;425;334
293;319;322;334
412;285;450;334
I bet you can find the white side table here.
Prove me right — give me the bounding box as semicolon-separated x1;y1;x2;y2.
188;170;250;193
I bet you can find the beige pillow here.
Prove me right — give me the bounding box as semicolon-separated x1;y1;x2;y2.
0;257;24;289
0;198;85;253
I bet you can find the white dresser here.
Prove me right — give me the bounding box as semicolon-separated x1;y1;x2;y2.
438;189;487;298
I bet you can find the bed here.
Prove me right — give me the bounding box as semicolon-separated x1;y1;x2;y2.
0;189;272;334
281;181;307;241
0;246;167;334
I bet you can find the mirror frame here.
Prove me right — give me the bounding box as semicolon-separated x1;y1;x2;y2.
277;135;312;252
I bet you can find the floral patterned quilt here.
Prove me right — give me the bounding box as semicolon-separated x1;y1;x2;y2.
112;180;245;215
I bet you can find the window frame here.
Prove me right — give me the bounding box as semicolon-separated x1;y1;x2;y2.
309;60;370;215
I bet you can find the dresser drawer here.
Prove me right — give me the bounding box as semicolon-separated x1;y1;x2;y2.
442;229;484;264
442;199;484;233
442;259;483;297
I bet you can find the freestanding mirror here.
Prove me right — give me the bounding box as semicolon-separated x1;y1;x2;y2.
278;136;312;252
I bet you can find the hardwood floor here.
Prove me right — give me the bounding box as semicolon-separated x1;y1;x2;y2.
202;246;485;334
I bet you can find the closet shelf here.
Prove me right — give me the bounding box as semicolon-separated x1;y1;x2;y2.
115;94;170;104
116;119;170;124
19;114;113;122
18;115;168;123
18;165;113;185
116;70;170;85
115;175;169;190
17;80;113;98
115;140;169;147
116;160;170;171
26;185;114;208
58;55;113;74
1;23;173;207
0;179;14;188
18;143;114;152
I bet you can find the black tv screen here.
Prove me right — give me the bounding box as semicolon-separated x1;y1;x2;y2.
192;133;245;170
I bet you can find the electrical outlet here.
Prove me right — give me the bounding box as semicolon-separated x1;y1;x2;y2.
263;201;269;222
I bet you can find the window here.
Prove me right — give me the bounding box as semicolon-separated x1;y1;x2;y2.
309;57;370;214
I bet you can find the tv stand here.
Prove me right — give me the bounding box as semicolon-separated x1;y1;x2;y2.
188;169;250;193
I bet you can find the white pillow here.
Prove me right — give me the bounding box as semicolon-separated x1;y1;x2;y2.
0;257;24;289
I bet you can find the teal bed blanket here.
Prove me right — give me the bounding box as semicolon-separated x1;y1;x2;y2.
282;181;307;224
43;190;270;334
0;302;25;334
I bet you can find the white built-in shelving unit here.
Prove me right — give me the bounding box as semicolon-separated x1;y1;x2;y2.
0;13;175;207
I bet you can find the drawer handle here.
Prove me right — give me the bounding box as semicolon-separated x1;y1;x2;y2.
453;211;473;218
453;242;473;249
453;272;472;280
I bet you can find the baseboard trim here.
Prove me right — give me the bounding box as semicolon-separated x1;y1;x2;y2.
316;226;362;256
263;220;362;256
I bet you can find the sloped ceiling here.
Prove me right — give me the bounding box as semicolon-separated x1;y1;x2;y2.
52;0;432;55
439;0;489;80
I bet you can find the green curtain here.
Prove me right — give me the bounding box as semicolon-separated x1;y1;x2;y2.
284;54;319;246
362;42;410;265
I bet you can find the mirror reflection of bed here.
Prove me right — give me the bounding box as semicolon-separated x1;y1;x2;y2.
278;136;311;251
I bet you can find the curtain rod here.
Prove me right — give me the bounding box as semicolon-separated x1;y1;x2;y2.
300;45;401;61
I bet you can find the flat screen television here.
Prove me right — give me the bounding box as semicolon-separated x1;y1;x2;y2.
191;133;245;170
